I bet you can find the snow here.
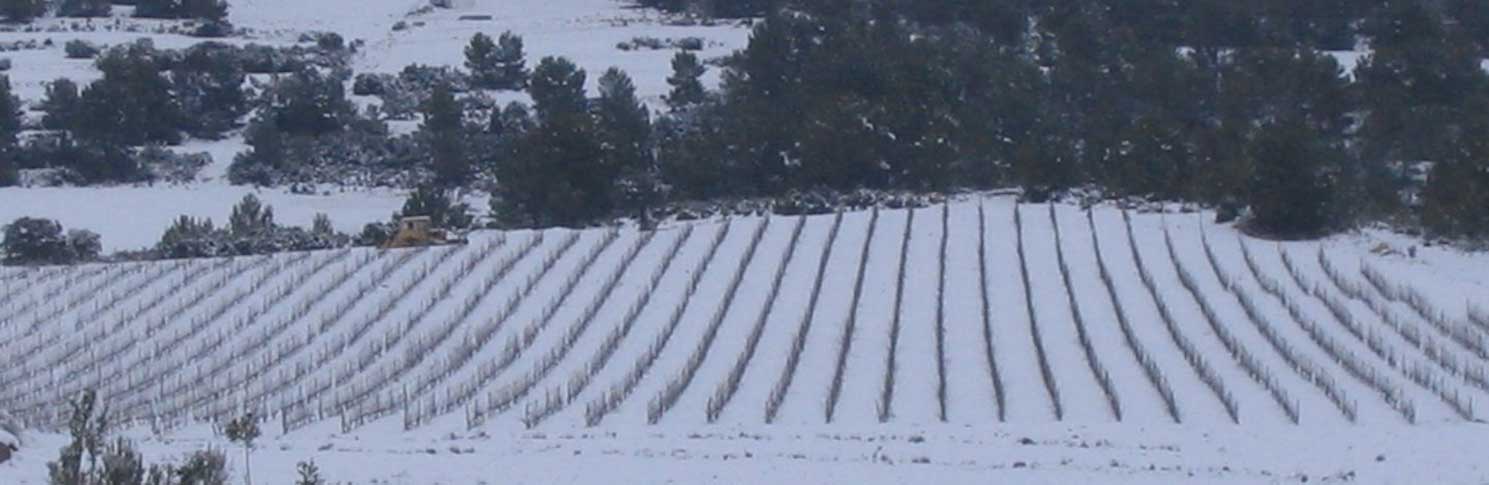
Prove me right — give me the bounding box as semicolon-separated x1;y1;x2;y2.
831;209;903;424
0;185;407;252
4;197;1489;482
1018;203;1111;421
939;203;999;424
0;0;1487;475
0;0;751;254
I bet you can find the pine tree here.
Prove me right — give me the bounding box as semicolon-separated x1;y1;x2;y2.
183;0;228;22
136;0;227;21
3;218;63;265
41;78;82;131
224;413;260;485
58;0;111;17
0;76;16;187
228;194;274;236
263;67;355;137
0;76;20;161
1246;118;1342;238
421;82;469;187
173;42;249;139
229;113;288;185
664;51;707;112
466;31;527;90
295;461;326;485
496;57;605;226
596;68;658;222
464;33;497;87
77;41;184;147
0;0;47;22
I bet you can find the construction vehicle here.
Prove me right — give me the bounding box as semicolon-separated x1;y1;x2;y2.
382;216;466;249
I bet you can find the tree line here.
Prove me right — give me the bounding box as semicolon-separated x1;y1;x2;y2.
5;0;1489;243
478;0;1489;239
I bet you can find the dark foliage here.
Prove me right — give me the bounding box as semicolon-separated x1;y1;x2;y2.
2;217;100;265
465;32;527;90
155;195;350;258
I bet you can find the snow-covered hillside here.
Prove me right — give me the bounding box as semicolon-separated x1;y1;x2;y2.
3;196;1489;483
0;0;752;252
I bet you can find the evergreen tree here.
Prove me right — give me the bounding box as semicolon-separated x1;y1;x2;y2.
421;82;469;187
157;215;220;258
228;113;287;185
3;218;70;265
224;413;259;485
0;0;46;22
58;0;111;17
466;31;527;90
263;67;355;137
228;194;274;236
464;33;498;87
496;57;604;226
0;155;13;187
0;76;21;165
529;57;588;122
76;40;184;147
40;78;82;131
596;68;658;222
1420;97;1489;238
295;461;326;485
664;51;707;112
136;0;227;21
1246;118;1343;238
183;0;228;22
172;42;249;139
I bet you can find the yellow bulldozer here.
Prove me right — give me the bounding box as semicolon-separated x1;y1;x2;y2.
382;216;465;249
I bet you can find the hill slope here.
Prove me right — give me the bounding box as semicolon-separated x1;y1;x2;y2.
4;196;1489;482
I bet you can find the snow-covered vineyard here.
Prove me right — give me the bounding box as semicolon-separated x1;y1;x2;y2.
4;197;1488;437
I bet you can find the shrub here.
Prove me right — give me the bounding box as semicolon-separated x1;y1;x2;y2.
173;449;229;485
137;145;210;183
352;73;391;96
58;0;111;18
315;32;344;51
295;461;325;485
2;217;101;265
64;40;101;59
191;20;234;39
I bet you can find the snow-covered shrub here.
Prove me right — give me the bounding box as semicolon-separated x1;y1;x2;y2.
238;43;307;74
57;0;111;18
615;36;705;51
154;197;351;259
63;39;100;59
352;72;392;96
1;217;100;265
137;145;210;183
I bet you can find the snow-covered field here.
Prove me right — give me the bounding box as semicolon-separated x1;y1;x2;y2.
0;0;752;252
4;196;1489;483
3;0;1489;483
